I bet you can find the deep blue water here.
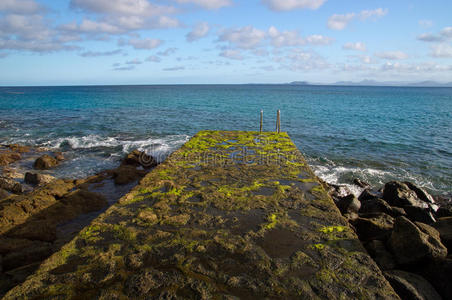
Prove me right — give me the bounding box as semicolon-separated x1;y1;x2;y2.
0;85;451;195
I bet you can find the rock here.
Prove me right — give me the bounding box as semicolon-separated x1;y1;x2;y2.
113;165;147;185
122;150;157;168
364;240;396;270
358;189;382;202
353;178;370;189
384;270;441;300
2;241;53;271
6;220;56;243
33;154;59;170
61;189;107;213
0;152;21;166
403;181;435;204
432;217;452;252
383;181;428;208
0;188;10;200
6;144;30;153
359;198;406;217
435;207;452;218
137;210;158;224
336;194;361;217
403;206;436;224
419;258;452;300
351;213;395;241
0;177;23;194
387;216;447;265
24;173;55;185
53;152;64;161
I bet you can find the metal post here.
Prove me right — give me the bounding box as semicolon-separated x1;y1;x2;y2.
260;110;263;132
276;110;281;133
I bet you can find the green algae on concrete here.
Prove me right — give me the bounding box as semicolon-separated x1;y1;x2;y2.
4;130;399;299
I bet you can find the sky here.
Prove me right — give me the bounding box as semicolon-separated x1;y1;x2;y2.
0;0;452;86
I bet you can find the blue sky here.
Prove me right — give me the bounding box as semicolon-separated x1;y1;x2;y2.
1;0;452;85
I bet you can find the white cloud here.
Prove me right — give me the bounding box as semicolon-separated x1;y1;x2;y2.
219;26;266;49
375;51;409;60
306;34;334;45
441;27;452;39
430;44;452;58
173;0;232;10
186;22;209;42
220;49;244;60
419;20;433;28
70;0;176;17
268;26;304;47
123;38;163;49
80;49;122;57
417;33;443;42
262;0;326;11
163;66;185;71
146;55;161;62
381;61;452;73
125;58;142;65
157;48;177;56
328;8;388;30
0;0;42;14
343;42;366;51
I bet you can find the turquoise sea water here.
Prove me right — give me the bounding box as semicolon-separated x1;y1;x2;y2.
0;85;451;195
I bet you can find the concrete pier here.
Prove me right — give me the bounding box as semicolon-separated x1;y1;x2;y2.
5;131;399;299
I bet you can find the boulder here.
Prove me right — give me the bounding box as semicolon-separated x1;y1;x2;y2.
0;188;10;200
33;154;59;170
384;270;441;300
6;144;30;153
336;194;361;217
420;258;452;300
53;152;64;161
359;198;406;217
403;206;436;224
364;240;396;270
383;181;428;208
403;181;435;204
387;216;447;265
358;189;382;202
0;152;21;166
353;178;370;189
122;150;157;168
351;213;395;241
432;217;452;252
24;173;55;185
0;177;23;194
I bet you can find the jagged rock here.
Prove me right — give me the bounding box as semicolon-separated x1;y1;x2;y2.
383;181;428;208
113;165;147;185
327;184;351;201
336;194;361;217
403;206;436;224
359;198;406;217
420;258;452;300
122;150;157;168
0;188;10;200
432;217;452;252
0;177;23;194
33;154;59;170
358;189;383;202
387;216;447;265
352;213;395;241
353;178;370;188
364;240;396;270
384;270;441;300
24;173;55;185
403;182;435;204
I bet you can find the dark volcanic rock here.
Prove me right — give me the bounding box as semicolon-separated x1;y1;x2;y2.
387;216;447;265
383;181;427;208
33;154;59;170
359;198;406;217
353;178;370;188
358;189;382;202
336;194;361;217
327;184;351;201
24;173;55;185
364;240;396;270
0;177;23;194
420;258;452;300
403;205;436;224
122;150;157;168
432;217;452;252
403;181;435;204
352;213;395;241
384;270;441;300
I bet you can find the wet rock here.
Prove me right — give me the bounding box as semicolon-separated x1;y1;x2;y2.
432;217;452;252
336;194;361;217
403;181;435;204
6;144;30;153
420;258;452;300
387;216;447;265
53;152;64;161
24;173;55;185
0;177;23;194
0;152;21;166
122;150;157;168
403;206;436;224
359;198;406;217
60;189;107;213
0;188;10;200
353;178;370;189
384;270;441;300
327;184;351;201
383;181;428;208
351;213;395;241
113;165;147;185
33;154;59;170
364;240;396;270
358;189;382;202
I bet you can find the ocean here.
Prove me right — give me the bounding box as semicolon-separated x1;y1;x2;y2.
0;84;451;196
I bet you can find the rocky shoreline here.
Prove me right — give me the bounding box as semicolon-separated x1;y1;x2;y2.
0;144;158;296
1;142;451;299
326;178;451;299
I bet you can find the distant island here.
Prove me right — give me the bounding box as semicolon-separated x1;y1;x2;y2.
287;80;452;88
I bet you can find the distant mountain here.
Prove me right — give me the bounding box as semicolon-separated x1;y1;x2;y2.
331;79;452;87
288;81;310;85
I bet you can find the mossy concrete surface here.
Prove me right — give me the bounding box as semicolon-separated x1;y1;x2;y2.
4;131;399;299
